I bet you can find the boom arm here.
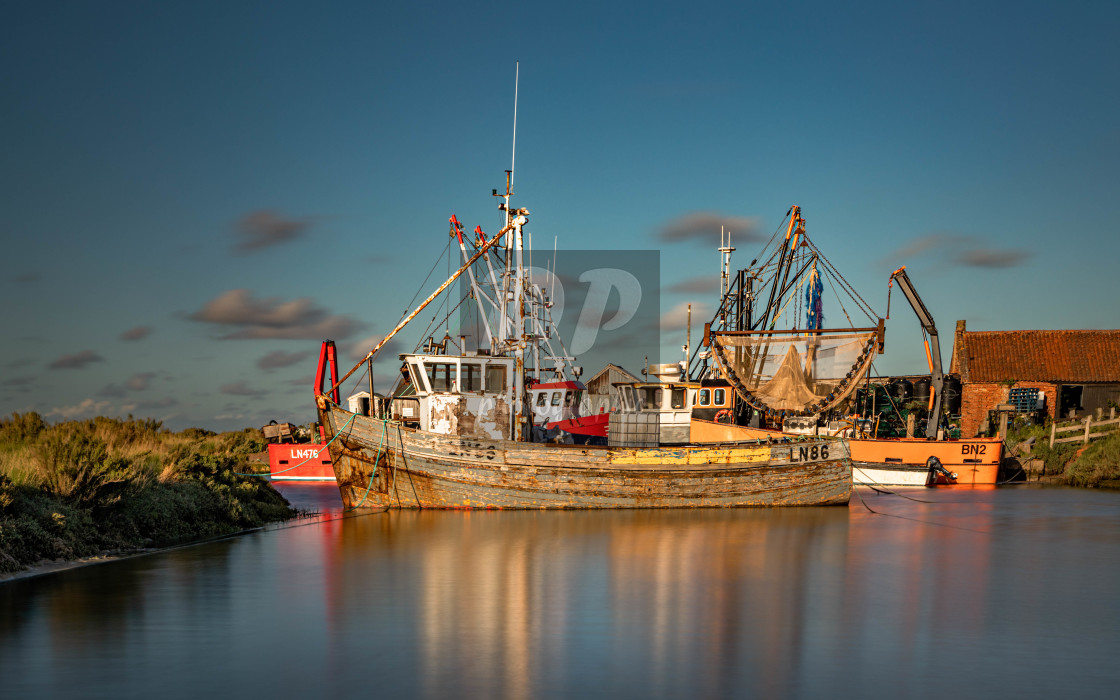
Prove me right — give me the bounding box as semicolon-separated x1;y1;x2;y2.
889;267;943;439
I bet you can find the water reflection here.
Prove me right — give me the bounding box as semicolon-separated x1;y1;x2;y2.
323;508;849;698
3;488;1120;699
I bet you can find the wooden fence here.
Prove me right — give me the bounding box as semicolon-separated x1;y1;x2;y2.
1050;407;1120;447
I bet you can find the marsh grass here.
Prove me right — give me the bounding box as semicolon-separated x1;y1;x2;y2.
0;412;292;575
1007;421;1120;487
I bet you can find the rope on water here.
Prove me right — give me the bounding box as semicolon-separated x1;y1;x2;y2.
851;484;990;534
236;413;357;477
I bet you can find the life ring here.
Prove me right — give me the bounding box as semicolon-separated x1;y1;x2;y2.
714;409;733;424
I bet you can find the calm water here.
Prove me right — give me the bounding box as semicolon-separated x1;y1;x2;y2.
2;483;1120;699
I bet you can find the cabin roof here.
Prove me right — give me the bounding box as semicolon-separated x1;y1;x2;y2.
587;363;641;384
951;322;1120;383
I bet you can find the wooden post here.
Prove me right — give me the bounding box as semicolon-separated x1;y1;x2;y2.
1112;406;1116;420
1084;415;1093;444
1050;421;1057;448
999;409;1010;442
1096;406;1103;421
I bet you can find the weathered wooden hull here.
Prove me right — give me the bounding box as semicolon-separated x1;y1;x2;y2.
320;403;851;509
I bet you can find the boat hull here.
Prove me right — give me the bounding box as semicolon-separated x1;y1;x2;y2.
320;404;851;509
268;443;335;481
849;437;1002;486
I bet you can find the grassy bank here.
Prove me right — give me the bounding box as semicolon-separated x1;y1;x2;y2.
0;412;296;576
1008;421;1120;488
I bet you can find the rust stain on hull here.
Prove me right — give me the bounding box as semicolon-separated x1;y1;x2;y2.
321;404;851;510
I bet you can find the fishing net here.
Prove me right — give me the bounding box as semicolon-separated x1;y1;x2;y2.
710;331;877;415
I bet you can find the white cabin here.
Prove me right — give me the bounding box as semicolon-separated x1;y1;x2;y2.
397;353;518;440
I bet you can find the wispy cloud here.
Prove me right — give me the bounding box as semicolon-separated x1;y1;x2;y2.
48;350;104;370
47;398;111;420
665;275;720;296
234;210;311;252
881;232;1033;269
257;350;311;370
188;289;364;340
954;249;1032;268
126;397;179;411
2;376;34;393
127;372;155;391
120;325;152;341
657;212;764;245
220;381;269;397
660;301;711;333
345;334;403;362
99;372;157;397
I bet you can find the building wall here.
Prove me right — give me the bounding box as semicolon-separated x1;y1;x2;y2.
958;381;1058;437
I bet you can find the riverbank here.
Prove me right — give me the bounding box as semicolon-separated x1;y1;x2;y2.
1007;421;1120;487
0;412;297;577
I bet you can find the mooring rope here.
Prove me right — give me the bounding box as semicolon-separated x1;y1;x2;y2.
850;484;990;533
347;418;388;510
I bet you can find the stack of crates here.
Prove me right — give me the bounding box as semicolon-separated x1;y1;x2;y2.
1008;387;1040;413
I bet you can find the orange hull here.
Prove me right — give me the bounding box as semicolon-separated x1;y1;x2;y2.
849;437;1002;485
690;419;1001;486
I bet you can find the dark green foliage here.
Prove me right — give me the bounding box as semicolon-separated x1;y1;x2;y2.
0;412;46;443
0;416;295;575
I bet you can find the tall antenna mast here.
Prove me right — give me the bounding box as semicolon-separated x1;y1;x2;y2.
511;61;519;191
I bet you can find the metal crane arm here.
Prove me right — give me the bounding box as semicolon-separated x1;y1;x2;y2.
889;267;944;439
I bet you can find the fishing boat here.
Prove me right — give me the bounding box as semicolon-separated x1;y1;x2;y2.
690;208;1002;487
313;175;850;509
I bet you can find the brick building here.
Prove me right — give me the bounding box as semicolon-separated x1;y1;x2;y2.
949;320;1120;436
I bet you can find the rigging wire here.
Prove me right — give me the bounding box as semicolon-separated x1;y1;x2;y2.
397;238;453;324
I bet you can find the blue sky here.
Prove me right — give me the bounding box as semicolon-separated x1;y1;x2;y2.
2;1;1118;431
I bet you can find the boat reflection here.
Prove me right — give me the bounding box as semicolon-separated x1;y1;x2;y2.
331;508;850;698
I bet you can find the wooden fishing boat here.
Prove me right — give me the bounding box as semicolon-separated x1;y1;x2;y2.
313;175;850;509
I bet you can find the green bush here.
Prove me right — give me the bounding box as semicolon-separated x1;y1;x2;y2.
0;411;46;444
0;416;296;575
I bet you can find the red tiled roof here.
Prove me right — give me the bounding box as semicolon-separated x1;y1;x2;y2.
961;330;1120;383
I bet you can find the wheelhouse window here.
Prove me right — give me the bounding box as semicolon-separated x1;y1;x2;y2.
714;388;726;406
460;363;482;392
671;388;686;410
564;391;573;407
699;389;711;406
486;365;507;392
536;392;548;407
426;363;457;392
551;391;562;406
641;387;662;410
